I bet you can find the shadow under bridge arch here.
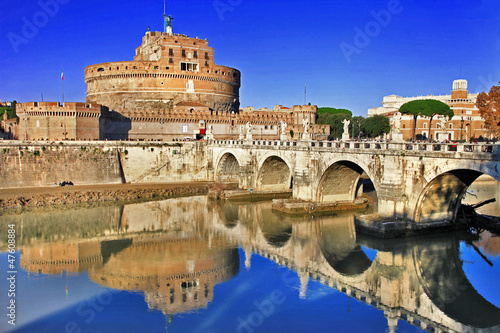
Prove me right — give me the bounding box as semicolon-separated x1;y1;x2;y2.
317;161;366;203
256;156;292;191
415;169;482;223
216;152;241;182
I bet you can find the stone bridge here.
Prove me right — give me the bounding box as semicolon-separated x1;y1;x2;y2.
208;139;500;225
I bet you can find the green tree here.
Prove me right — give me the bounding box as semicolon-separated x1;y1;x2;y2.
362;115;390;138
399;99;453;140
317;107;353;116
316;108;352;140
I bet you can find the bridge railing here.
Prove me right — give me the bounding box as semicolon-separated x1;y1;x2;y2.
210;139;500;156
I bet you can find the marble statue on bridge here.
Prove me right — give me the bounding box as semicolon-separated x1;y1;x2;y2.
342;119;350;141
280;121;288;141
245;122;252;141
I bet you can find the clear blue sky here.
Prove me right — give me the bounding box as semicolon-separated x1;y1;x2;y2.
0;0;499;116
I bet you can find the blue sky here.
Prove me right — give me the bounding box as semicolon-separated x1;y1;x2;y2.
0;0;499;116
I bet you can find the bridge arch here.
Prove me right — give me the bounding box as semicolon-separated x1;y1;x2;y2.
411;160;500;222
255;154;293;191
316;216;376;277
413;237;500;328
215;150;242;183
316;158;377;203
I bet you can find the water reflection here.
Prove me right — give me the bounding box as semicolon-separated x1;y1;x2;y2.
4;196;500;332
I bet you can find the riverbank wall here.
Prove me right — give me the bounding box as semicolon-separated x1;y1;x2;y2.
0;141;209;189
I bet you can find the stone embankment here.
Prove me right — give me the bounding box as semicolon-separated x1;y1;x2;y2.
0;182;237;210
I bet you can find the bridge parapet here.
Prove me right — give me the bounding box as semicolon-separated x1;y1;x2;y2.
209;139;500;160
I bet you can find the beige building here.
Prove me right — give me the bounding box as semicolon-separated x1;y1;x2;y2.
368;79;490;141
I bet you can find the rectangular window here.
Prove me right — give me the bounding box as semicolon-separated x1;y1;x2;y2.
182;49;186;57
169;58;173;64
169;48;173;56
205;61;209;67
180;62;199;72
205;52;209;60
194;51;198;58
182;125;188;133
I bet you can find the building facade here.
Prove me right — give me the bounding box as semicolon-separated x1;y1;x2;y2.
368;79;490;141
85;30;240;114
16;102;105;141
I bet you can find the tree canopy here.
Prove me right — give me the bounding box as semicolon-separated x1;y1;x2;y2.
317;107;352;116
0;101;17;120
399;99;453;118
316;112;351;140
399;99;453;140
362;115;391;138
476;85;500;138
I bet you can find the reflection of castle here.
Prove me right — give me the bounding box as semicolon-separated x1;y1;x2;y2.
89;235;239;315
20;240;103;275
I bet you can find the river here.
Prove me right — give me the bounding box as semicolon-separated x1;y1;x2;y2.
0;179;499;333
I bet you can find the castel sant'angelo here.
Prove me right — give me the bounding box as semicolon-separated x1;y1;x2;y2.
10;13;329;141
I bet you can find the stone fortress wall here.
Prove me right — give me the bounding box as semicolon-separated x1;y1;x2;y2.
16;102;105;141
85;31;240;114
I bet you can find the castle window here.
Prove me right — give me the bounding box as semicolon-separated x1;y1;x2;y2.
180;62;199;72
97;68;105;72
169;58;173;64
205;61;209;67
166;66;169;70
194;51;198;58
154;66;159;70
205;52;209;60
169;48;173;56
449;124;453;129
182;49;186;57
126;66;128;69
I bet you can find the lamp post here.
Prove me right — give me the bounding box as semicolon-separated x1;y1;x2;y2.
230;111;234;140
460;116;464;142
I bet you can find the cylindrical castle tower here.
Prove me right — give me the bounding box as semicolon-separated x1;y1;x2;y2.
85;29;240;114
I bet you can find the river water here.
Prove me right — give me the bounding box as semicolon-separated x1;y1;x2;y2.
1;181;500;333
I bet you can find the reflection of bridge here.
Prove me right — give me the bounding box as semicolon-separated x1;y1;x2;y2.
210;140;500;227
16;197;500;332
213;201;500;333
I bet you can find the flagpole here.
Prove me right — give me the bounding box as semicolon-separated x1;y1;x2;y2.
61;69;64;105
